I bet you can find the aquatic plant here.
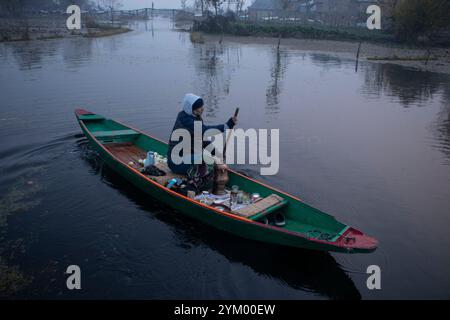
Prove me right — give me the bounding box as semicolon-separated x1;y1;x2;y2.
0;169;44;297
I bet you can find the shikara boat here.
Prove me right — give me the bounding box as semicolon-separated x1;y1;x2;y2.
75;109;378;253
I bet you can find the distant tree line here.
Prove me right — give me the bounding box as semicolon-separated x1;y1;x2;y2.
392;0;450;42
197;0;450;44
189;0;245;16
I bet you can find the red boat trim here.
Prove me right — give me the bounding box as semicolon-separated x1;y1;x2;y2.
111;116;353;246
78;121;252;223
76;110;375;250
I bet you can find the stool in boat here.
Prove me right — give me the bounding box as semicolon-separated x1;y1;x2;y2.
233;194;288;221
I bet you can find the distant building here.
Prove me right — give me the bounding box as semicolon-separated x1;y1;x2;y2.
310;0;349;13
248;0;284;20
248;0;357;20
247;0;392;27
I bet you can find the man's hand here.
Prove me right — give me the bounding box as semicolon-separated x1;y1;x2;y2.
226;116;238;129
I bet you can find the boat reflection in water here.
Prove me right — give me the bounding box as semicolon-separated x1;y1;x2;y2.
80;141;361;300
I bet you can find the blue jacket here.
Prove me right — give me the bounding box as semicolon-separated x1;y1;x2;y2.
167;94;235;173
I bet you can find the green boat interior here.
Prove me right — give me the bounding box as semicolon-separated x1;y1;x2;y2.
81;114;349;242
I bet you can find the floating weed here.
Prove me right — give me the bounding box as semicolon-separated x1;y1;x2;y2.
0;167;45;228
0;257;32;298
0;167;45;297
0;178;42;229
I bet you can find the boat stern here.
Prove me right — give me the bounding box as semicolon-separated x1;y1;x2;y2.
75;108;94;118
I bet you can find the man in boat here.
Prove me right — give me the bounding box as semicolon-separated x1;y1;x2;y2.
167;93;237;184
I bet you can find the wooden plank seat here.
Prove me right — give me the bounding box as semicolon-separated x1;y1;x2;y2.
233;194;288;221
78;114;105;121
93;129;139;138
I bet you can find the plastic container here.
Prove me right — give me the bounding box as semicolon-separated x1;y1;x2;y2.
167;178;179;189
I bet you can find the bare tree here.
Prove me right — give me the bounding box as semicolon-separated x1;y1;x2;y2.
279;0;290;20
180;0;187;10
195;0;211;15
99;0;123;25
235;0;244;15
206;0;225;16
377;0;398;30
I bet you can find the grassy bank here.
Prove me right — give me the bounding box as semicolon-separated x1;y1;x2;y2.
0;26;132;42
84;26;132;38
367;55;437;61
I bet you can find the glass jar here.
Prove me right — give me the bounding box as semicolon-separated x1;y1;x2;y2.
242;193;250;205
230;185;239;205
237;191;244;204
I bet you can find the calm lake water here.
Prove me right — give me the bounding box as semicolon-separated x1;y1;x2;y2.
1;19;449;299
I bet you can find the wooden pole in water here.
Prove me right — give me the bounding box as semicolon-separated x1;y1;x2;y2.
355;41;362;72
425;48;431;66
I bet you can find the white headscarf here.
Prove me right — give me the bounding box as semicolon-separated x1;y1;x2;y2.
182;93;202;116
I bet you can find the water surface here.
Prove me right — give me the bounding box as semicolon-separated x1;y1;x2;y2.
1;19;450;299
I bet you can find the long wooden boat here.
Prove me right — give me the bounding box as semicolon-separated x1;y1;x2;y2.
75;109;378;253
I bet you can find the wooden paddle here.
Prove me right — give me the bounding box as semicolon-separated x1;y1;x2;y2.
223;108;239;159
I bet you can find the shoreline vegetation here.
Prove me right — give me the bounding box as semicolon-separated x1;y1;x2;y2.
193;16;450;47
190;0;450;48
194;19;396;44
